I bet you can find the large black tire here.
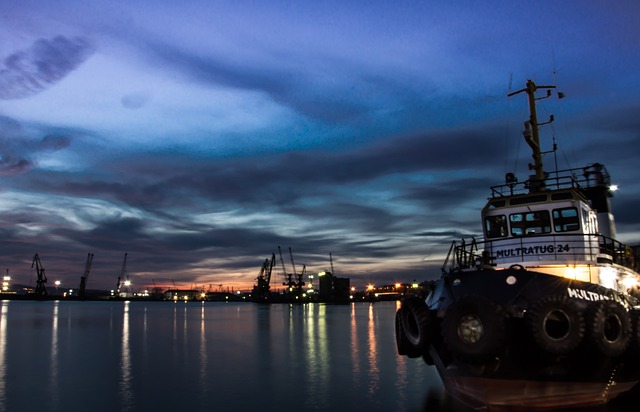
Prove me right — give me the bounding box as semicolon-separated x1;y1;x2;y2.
395;308;422;358
526;295;585;355
631;310;640;352
441;295;506;363
401;297;435;350
588;300;632;358
625;310;640;365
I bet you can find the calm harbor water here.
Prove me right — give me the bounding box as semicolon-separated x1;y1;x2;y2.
0;299;638;412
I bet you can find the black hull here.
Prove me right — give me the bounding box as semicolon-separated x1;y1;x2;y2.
397;267;640;410
436;371;636;411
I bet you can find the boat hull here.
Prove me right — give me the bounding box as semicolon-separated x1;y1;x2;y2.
438;373;636;411
398;267;640;410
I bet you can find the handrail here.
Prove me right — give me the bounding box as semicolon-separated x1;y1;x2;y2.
442;233;638;274
490;164;611;197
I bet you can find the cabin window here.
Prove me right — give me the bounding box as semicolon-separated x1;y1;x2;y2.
553;207;580;232
509;211;551;236
485;215;507;238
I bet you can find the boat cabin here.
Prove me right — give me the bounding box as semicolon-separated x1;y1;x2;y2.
473;165;638;294
482;187;600;267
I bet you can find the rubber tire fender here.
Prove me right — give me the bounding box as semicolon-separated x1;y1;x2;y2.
631;310;640;353
395;308;422;358
441;295;506;363
401;297;435;350
526;295;585;355
588;300;632;358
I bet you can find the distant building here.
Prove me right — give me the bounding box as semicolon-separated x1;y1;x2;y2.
318;271;350;303
163;289;203;301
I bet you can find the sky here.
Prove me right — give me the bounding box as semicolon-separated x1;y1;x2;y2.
1;0;639;293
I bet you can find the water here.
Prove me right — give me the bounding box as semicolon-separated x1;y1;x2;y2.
1;300;638;412
0;300;458;412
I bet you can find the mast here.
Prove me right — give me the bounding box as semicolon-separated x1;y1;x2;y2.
508;80;556;191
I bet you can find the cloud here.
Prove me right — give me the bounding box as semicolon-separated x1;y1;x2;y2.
0;35;94;100
121;92;150;109
0;116;76;176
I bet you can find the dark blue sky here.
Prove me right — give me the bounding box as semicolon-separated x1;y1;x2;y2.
1;0;639;292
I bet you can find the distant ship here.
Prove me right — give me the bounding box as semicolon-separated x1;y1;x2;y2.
396;79;640;410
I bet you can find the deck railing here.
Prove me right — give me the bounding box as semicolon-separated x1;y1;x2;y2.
489;164;610;197
442;233;638;274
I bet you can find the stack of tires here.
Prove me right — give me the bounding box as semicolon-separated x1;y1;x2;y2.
396;293;640;366
395;297;436;362
526;296;635;358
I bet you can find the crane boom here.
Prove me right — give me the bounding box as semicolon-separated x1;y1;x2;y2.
278;246;287;277
115;252;128;295
330;252;335;275
266;253;275;285
78;252;95;298
289;247;297;277
253;253;276;302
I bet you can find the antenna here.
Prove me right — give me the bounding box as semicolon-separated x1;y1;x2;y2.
508;80;557;190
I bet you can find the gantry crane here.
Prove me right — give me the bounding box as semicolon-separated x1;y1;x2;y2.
78;252;94;298
31;253;48;297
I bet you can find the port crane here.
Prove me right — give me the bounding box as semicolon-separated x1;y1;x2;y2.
289;247;305;293
31;253;48;297
278;245;290;288
253;253;276;301
78;252;94;298
278;246;305;299
114;253;128;296
330;252;335;275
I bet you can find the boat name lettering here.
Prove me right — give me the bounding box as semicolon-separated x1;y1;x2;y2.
567;287;609;302
495;244;570;258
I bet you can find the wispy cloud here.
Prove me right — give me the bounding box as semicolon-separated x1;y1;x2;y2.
0;36;94;100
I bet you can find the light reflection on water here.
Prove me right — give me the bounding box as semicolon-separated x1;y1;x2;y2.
0;300;450;412
0;301;8;412
1;299;635;412
48;301;59;408
367;302;380;396
120;301;133;411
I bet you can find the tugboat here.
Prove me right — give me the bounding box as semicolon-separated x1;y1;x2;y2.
396;79;640;410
